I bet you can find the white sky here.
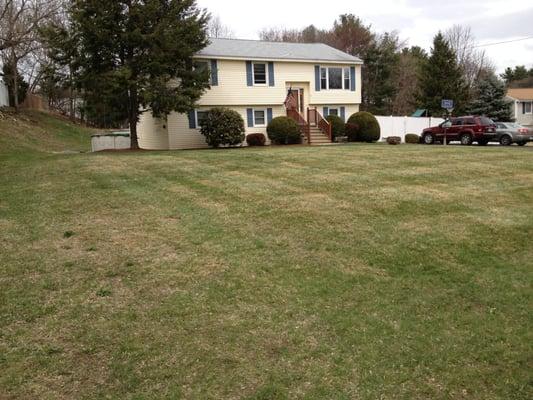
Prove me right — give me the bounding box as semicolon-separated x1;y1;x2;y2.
197;0;533;73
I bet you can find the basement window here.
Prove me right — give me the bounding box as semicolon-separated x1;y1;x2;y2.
196;110;209;128
253;109;266;126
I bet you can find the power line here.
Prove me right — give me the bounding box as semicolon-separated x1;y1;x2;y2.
473;36;533;48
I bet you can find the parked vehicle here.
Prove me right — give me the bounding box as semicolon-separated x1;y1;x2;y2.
421;116;497;145
494;122;532;146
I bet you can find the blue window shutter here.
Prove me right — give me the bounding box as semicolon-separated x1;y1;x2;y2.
267;108;273;124
268;62;275;86
323;107;329;117
523;102;526;114
315;65;321;91
188;110;196;129
246;61;253;86
350;66;356;91
247;108;254;127
340;107;346;122
210;59;218;86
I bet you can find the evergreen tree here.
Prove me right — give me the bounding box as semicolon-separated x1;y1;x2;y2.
500;65;530;85
417;33;468;116
362;32;401;115
44;0;210;148
468;75;513;122
2;62;28;107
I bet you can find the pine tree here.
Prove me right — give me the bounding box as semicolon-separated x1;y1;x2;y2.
44;0;210;149
417;33;468;116
468;75;513;122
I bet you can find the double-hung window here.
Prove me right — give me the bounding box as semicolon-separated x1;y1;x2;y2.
320;67;351;90
328;108;339;116
194;60;209;72
523;101;533;114
253;63;267;85
320;68;327;90
343;67;351;89
253;109;266;126
196;110;209;128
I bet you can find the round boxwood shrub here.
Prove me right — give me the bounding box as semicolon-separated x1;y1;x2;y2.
386;136;401;145
246;133;266;146
345;111;381;142
267;116;301;145
200;107;245;148
405;133;420;144
326;115;345;139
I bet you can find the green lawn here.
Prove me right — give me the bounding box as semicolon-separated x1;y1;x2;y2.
1;118;532;399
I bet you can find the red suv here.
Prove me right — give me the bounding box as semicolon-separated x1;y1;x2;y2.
422;116;497;145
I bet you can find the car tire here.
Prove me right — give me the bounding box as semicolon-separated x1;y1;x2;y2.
478;139;489;146
500;135;512;146
460;133;473;146
423;134;435;145
518;142;526;146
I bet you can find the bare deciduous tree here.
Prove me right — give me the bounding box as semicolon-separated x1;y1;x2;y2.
258;27;303;43
208;15;234;39
444;25;495;90
0;0;61;108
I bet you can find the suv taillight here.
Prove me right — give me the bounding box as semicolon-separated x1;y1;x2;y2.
518;128;529;134
484;126;495;133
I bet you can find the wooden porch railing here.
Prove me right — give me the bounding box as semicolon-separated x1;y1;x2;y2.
286;107;332;144
308;107;332;142
287;108;310;143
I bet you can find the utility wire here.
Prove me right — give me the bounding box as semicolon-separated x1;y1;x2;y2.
473;36;533;48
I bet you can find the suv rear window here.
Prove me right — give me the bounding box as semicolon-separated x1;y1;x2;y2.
479;117;494;126
464;118;476;125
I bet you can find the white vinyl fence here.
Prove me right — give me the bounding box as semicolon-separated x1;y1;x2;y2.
0;81;9;107
376;116;445;142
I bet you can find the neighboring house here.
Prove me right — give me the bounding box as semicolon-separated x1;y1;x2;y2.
138;38;363;149
0;80;9;107
506;88;533;129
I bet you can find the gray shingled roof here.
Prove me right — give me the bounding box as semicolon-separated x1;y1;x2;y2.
196;38;362;63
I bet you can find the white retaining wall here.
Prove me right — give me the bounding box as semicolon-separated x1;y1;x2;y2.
376;116;445;142
0;81;9;107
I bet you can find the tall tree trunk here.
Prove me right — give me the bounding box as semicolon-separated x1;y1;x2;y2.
128;87;139;150
11;52;19;111
69;67;74;121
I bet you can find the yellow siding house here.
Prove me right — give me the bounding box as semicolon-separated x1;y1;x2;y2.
138;38;363;149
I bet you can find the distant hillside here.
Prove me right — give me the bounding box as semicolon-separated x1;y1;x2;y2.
0;110;95;155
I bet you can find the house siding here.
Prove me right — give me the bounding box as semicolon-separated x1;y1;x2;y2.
138;112;169;150
138;58;362;150
197;60;361;106
516;101;533;128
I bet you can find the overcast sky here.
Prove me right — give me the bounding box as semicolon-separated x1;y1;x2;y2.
197;0;533;73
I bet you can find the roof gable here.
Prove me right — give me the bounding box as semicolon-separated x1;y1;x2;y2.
196;38;362;64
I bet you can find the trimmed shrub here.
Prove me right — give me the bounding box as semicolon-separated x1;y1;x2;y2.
386;136;401;145
326;115;345;139
345;111;381;142
405;133;420;144
267;116;301;145
200;107;245;148
246;133;266;146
